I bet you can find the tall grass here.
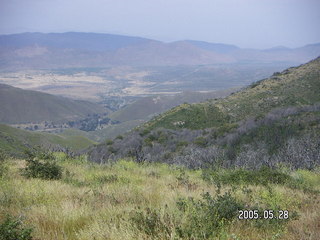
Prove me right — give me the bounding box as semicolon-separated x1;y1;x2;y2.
0;155;319;239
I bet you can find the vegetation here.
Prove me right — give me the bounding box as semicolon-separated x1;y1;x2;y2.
144;57;320;131
108;90;233;123
1;49;320;240
0;124;96;157
0;151;7;178
88;57;320;171
0;215;33;240
22;150;63;180
0;154;319;240
88;109;320;169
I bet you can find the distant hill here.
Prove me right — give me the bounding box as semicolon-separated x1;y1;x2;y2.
1;32;319;69
0;124;96;156
184;40;239;53
0;32;153;52
0;83;106;124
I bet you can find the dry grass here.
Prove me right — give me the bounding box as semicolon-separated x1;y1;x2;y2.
0;157;319;240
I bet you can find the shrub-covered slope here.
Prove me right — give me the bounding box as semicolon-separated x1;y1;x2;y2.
88;57;320;169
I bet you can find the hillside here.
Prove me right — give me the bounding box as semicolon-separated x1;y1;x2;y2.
60;90;235;141
0;83;106;124
109;89;235;122
144;56;320;130
0;124;96;156
1;32;319;69
88;57;320;169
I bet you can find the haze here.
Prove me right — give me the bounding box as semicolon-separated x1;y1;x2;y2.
0;0;320;49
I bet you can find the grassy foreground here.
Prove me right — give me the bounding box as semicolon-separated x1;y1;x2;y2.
0;154;319;240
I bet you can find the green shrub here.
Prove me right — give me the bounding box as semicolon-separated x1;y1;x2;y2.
176;191;244;239
157;133;168;144
144;137;153;147
108;146;117;154
129;186;241;239
115;135;123;140
22;150;62;180
139;129;150;137
105;139;113;145
0;215;33;240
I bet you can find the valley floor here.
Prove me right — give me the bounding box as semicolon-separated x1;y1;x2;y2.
0;155;319;240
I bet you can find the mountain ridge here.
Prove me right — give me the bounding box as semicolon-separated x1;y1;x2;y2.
1;32;319;69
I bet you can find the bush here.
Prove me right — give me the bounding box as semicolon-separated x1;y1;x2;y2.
176;191;244;239
22;150;62;180
139;129;150;137
115;135;123;140
105;139;113;145
0;215;33;240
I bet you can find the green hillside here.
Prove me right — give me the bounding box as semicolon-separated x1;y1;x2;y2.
0;84;106;124
109;90;235;123
0;124;96;156
144;57;320;131
61;119;143;142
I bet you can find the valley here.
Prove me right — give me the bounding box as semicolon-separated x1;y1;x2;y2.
0;33;319;154
0;32;320;240
0;32;319;240
1;0;320;237
0;62;293;101
0;59;296;141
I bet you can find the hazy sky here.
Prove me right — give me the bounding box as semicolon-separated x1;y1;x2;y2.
1;0;319;48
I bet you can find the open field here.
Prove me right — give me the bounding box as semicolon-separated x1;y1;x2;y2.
0;155;319;240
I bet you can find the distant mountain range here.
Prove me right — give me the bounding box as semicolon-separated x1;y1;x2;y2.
0;83;105;124
1;32;319;69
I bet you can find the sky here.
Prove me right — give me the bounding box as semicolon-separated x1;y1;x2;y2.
0;0;320;49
